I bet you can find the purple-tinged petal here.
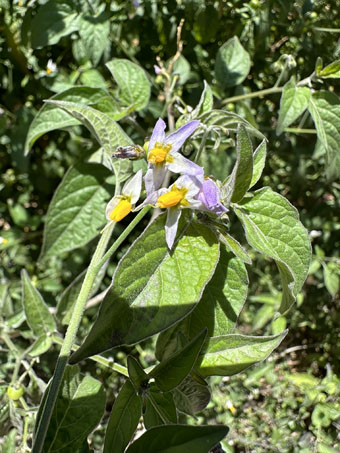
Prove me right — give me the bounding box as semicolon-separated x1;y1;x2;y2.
149;118;166;150
175;174;202;198
154;65;162;75
167;153;204;177
145;165;167;195
165;120;200;153
198;178;228;216
165;208;182;249
134;188;166;211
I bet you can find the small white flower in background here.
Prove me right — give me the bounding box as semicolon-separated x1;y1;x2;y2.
106;170;143;223
136;174;202;249
144;118;203;195
0;237;8;245
46;59;57;75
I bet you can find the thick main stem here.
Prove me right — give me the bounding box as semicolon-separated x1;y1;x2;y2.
32;222;114;453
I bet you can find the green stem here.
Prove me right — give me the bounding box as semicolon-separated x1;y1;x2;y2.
284;127;316;134
222;86;283;105
52;335;128;377
194;128;210;164
32;222;115;453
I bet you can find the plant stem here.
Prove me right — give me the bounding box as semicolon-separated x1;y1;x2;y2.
194;128;210;164
52;335;128;377
222;86;283;105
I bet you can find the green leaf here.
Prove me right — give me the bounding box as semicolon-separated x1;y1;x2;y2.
69;214;219;363
151;329;207;392
318;59;340;78
25;86;110;154
80;69;107;88
231;124;253;203
127;356;148;392
234;188;311;313
43;365;106;452
104;380;142;453
156;247;248;359
215;36;251;89
323;263;339;298
21;270;56;338
28;334;53;357
106;58;151;111
45;100;133;153
308;91;340;180
172;376;211;416
40;163;112;260
199;332;287;376
250;139;267;188
144;387;177;428
276;78;311;135
172;55;191;85
219;232;252;264
2;429;17;453
193;5;219;44
192;81;214;117
126;425;229;453
199;109;265;141
30;0;80;49
315;56;323;76
79;11;110;66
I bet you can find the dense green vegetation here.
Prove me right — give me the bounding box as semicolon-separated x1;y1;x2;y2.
1;1;340;451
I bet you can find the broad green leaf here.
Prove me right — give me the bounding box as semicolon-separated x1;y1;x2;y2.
323;263;339;298
56;261;108;325
80;69;107;88
172;55;191;85
40;163;113;259
104;380;142;453
106;58;151;111
234;188;311;313
69;214;219;363
151;329;207;392
219;232;252;264
318;59;340;78
28;334;53;357
126;425;229;453
199;332;287;376
276;78;311;135
127;356;148;392
193;5;219;44
30;0;80;49
250;139;267;188
192;81;214;117
144;386;177;428
231;124;253;203
25;86;110;154
308;91;340;180
156;247;248;360
43;366;106;452
21;270;56;338
215;36;251;89
45;100;133;153
199;109;265;140
79;12;110;66
172;376;211;416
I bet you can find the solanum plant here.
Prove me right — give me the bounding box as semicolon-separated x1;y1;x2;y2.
20;38;313;453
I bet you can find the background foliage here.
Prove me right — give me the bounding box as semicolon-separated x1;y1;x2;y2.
1;0;340;451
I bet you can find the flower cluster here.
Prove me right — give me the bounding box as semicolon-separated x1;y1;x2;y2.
106;118;227;249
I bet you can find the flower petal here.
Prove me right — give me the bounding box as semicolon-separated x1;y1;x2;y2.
149;118;166;150
105;196;120;221
134;188;166;211
167;153;204;177
198;178;228;216
123;169;143;203
165;120;200;153
165;208;182;249
145;165;167;194
175;174;202;198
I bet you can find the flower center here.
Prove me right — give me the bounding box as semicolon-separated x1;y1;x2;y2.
110;198;132;222
157;185;189;209
148;142;173;165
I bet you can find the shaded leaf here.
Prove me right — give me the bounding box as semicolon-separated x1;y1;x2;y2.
172;376;211;416
215;36;251;89
79;11;110;66
219;232;252;264
21;270;56;337
126;424;229;453
250;139;267;188
69;214;219;363
127;356;148;392
104;380;141;453
231;124;253;203
144;387;177;428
